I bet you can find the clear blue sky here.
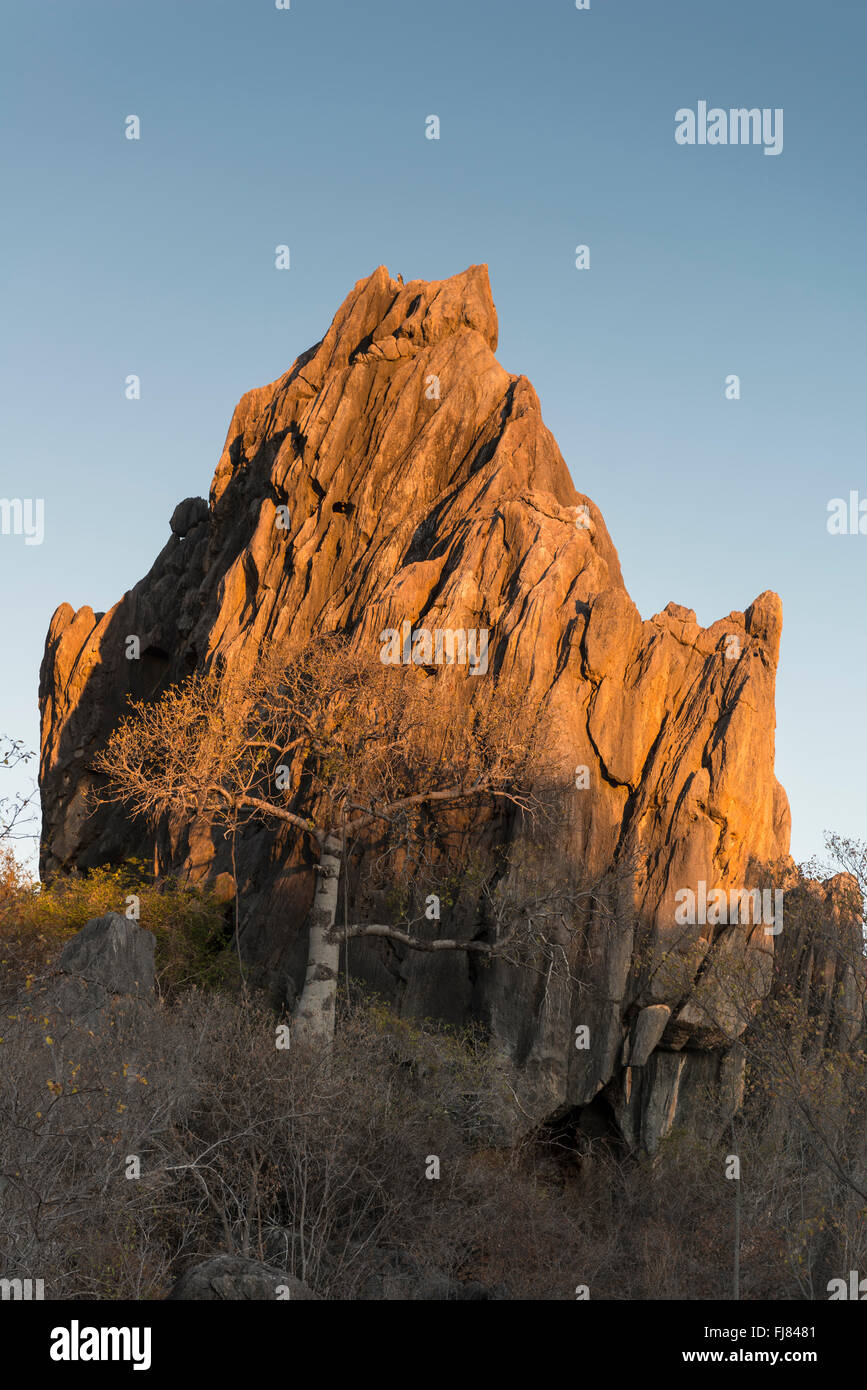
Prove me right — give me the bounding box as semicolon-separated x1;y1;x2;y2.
1;0;864;868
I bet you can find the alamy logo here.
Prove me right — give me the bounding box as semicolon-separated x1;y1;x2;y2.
827;1270;867;1300
50;1321;152;1372
675;103;783;157
0;1277;44;1300
380;621;489;675
827;492;867;535
674;881;784;935
0;498;44;545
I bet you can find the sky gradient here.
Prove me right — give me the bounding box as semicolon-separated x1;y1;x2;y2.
2;0;865;867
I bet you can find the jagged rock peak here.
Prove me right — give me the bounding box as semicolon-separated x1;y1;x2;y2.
37;264;818;1153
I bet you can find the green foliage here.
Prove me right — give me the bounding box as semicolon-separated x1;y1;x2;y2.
0;859;237;999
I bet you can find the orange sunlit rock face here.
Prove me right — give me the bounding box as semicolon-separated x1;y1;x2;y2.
39;265;810;1149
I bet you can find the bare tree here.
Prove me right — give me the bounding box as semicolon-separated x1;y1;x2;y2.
0;736;37;844
95;635;592;1043
0;737;37;925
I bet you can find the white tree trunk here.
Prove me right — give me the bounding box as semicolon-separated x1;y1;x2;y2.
293;834;343;1045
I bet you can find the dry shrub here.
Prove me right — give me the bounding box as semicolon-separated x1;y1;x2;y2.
0;987;520;1299
0;971;863;1299
0;862;235;1007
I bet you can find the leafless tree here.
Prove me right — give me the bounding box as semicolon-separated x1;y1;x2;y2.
95;635;606;1042
0;737;37;844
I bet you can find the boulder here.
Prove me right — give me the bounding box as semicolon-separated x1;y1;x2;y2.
630;1005;672;1068
58;912;155;995
169;496;208;537
48;913;155;1025
165;1255;318;1301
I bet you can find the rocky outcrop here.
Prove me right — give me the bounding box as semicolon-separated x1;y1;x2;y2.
42;912;155;1028
56;912;155;996
165;1255;318;1301
38;264;855;1151
774;873;865;1051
